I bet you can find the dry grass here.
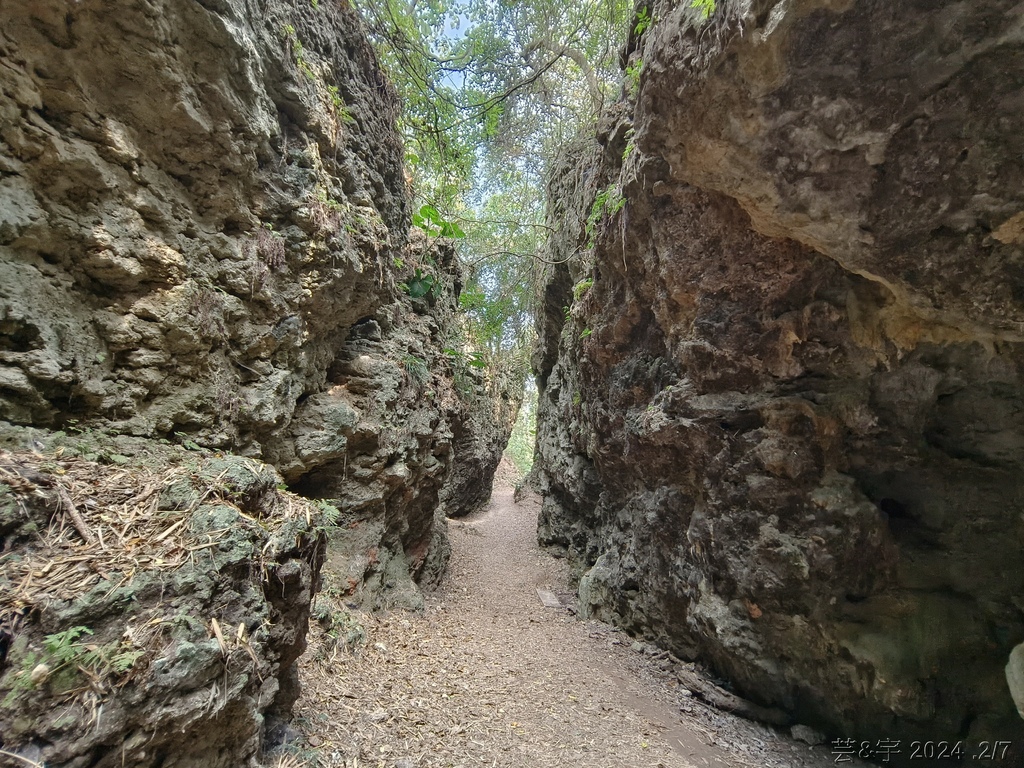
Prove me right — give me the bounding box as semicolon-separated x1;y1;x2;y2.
0;449;298;626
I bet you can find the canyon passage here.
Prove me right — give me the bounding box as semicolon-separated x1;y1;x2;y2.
1;0;1023;767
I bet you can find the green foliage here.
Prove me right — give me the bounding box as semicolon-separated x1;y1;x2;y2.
312;599;367;658
401;268;437;299
412;204;465;238
692;0;716;19
313;499;341;529
579;328;593;339
402;354;430;384
327;86;356;125
174;431;202;452
622;127;636;161
572;278;594;301
503;381;537;474
358;0;634;381
444;347;487;370
586;185;625;246
3;626;144;706
361;0;632;210
625;59;643;96
634;7;653;35
282;23;316;81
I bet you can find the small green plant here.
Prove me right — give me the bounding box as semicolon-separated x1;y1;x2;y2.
572;391;582;407
586;185;626;247
283;24;316;81
572;278;594;301
401;268;436;299
311;0;319;7
2;626;144;706
634;6;653;35
446;348;486;369
622;127;636;162
692;0;716;19
312;499;341;532
393;257;405;269
579;328;593;339
402;354;429;384
327;85;356;125
411;204;465;239
174;432;202;452
308;191;346;234
313;602;367;658
625;59;644;96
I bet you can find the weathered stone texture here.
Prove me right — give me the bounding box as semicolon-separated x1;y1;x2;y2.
0;0;515;763
0;0;516;602
535;0;1024;756
0;435;325;768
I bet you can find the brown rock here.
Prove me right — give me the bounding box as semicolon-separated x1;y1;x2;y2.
534;0;1024;757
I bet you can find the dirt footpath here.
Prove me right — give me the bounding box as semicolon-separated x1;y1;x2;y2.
291;478;856;768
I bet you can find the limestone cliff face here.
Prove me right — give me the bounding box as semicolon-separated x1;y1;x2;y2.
535;0;1024;754
0;0;513;764
0;0;517;602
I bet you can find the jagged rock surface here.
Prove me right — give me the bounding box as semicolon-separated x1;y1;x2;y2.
0;0;515;764
0;432;325;768
534;0;1024;757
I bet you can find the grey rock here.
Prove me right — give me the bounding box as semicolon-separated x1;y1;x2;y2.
1007;644;1024;720
791;725;826;746
0;0;520;764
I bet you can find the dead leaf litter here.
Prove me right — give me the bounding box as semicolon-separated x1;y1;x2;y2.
292;475;862;768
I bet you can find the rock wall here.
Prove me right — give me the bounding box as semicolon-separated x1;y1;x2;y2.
0;434;325;768
534;0;1024;755
0;0;515;763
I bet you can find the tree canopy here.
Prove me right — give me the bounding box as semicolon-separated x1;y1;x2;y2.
356;0;635;360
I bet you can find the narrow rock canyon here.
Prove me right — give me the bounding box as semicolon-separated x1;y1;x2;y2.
0;0;1022;765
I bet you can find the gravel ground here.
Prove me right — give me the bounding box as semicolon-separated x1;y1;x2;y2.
288;468;864;768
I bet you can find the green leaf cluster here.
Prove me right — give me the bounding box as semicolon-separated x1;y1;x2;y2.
572;278;594;301
634;7;653;35
412;204;466;238
402;354;430;384
401;268;437;299
692;0;717;19
3;625;144;706
585;185;625;247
